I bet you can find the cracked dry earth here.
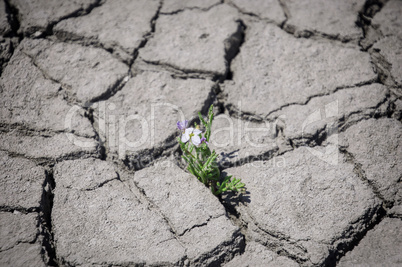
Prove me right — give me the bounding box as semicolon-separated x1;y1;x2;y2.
0;0;401;266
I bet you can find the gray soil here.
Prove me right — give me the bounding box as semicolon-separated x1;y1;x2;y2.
0;0;401;266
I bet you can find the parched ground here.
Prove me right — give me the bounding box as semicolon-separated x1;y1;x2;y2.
0;0;401;266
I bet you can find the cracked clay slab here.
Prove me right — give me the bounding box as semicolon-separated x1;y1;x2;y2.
224;147;380;265
0;242;44;267
129;162;227;235
284;0;365;41
53;159;186;265
371;0;402;86
125;162;243;265
340;118;402;205
0;46;95;137
0;211;44;266
161;0;221;14
9;0;98;36
229;0;286;24
54;0;160;63
373;36;402;86
267;83;388;144
0;151;45;209
208;114;279;167
224;241;299;267
132;162;225;235
53;159;241;265
19;38;129;104
224;21;376;119
0;211;38;252
338;218;402;266
139;4;241;76
0;131;98;161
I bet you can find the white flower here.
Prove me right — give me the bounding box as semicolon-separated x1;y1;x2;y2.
181;127;202;146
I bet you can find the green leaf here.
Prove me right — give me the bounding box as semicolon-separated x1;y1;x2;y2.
198;112;207;127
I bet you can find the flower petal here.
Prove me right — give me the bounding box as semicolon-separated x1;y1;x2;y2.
181;132;190;143
177;121;183;130
193;129;202;135
185;128;194;135
200;137;208;145
177;120;189;131
192;135;201;146
181;128;193;143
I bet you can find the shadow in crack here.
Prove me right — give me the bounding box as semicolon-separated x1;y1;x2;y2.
219;186;250;227
220;171;251;205
218;149;240;167
222;190;251;205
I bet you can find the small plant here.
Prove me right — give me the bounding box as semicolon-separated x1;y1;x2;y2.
177;105;245;195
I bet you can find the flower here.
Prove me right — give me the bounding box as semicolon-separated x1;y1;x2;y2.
200;137;209;145
177;120;188;131
182;127;202;146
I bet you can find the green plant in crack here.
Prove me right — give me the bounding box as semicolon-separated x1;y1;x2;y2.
177;105;245;195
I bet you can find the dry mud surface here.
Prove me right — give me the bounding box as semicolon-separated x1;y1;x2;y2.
0;0;401;266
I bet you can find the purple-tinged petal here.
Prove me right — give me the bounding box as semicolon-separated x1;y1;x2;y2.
200;137;209;145
177;120;189;131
